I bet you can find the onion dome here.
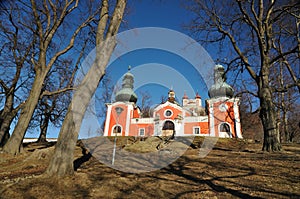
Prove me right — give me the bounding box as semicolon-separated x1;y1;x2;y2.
208;64;234;98
115;66;138;103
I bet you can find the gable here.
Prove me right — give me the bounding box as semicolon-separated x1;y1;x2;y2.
153;101;183;120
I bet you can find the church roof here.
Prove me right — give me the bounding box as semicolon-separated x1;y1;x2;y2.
208;64;234;98
115;67;138;103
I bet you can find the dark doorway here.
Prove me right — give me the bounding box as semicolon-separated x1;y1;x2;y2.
162;121;175;136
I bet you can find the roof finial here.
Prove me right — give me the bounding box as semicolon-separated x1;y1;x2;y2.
195;91;201;99
128;65;131;71
183;91;188;99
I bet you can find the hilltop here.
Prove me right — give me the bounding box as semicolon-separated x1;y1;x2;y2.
0;137;299;198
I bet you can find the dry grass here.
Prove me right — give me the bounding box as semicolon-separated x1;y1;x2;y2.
0;137;299;199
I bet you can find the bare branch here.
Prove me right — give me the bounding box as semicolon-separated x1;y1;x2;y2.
237;1;259;36
46;15;95;69
235;90;258;98
282;59;300;93
0;80;8;92
41;87;76;98
69;39;88;85
217;27;258;81
30;0;44;45
250;0;259;25
269;46;298;65
106;0;126;39
273;81;300;93
11;100;26;115
44;0;78;48
48;0;57;24
96;0;109;47
43;0;51;34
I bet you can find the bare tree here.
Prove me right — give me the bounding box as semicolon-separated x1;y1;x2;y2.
34;78;72;143
185;0;300;151
238;92;263;141
287;103;300;142
46;0;127;176
0;1;35;146
94;73;115;132
138;91;152;117
3;0;98;154
30;48;84;143
96;73;114;117
160;95;168;104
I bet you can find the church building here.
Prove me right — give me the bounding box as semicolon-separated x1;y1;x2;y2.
103;64;242;138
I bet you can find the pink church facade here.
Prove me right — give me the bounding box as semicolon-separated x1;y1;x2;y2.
104;65;242;138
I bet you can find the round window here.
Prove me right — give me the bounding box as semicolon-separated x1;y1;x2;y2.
165;109;173;117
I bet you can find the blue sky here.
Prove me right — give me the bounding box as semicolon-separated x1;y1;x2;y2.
126;1;192;30
27;0;218;138
79;1;217;139
105;1;214;104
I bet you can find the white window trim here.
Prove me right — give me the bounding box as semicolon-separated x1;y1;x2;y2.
164;109;173;118
193;126;200;135
139;128;145;136
111;125;122;136
218;122;232;138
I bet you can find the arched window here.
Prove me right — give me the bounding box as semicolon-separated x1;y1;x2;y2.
112;125;122;135
219;123;231;137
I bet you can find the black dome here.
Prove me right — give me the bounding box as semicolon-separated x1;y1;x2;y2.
208;64;234;98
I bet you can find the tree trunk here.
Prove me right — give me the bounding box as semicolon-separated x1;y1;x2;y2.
283;111;289;143
0;115;14;147
37;116;49;143
45;108;77;176
0;94;22;146
0;93;14;146
46;36;116;176
46;0;126;177
46;62;108;176
3;72;46;154
260;87;282;152
0;131;10;148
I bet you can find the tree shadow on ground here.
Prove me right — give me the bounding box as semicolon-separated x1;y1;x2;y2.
80;137;300;198
24;141;56;152
159;155;299;199
73;146;92;171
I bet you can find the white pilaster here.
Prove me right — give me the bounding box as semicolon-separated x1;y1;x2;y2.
104;104;112;136
125;104;132;136
233;99;242;138
208;101;215;136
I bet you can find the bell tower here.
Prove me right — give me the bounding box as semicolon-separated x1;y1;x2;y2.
206;64;242;138
168;89;176;103
182;92;189;106
104;66;139;136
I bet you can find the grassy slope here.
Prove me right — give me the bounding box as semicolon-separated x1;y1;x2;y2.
0;137;299;198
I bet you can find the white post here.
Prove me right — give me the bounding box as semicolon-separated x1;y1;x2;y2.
112;106;123;165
